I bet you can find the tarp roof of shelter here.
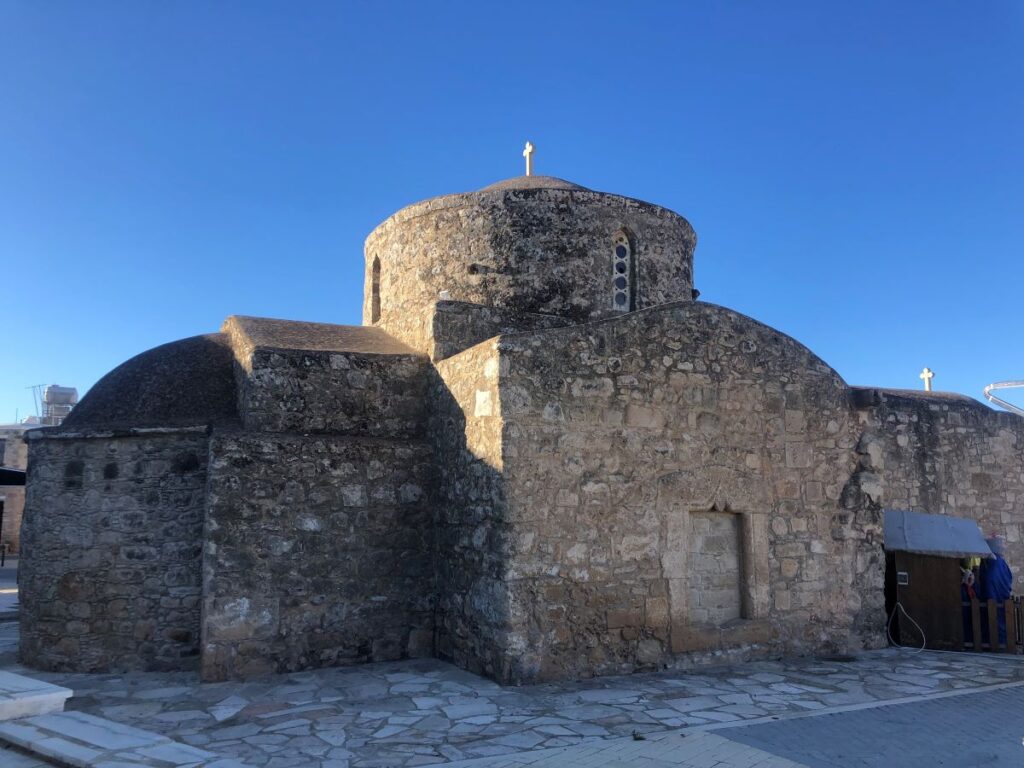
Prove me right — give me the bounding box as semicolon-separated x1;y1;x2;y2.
884;509;993;559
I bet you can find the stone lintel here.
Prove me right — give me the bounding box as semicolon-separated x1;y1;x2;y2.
25;425;210;442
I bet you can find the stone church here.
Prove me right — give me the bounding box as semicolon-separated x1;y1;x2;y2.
20;166;1024;685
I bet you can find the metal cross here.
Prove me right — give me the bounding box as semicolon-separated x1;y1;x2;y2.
523;141;535;176
920;367;935;392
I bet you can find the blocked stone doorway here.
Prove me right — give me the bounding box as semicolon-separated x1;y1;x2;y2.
688;510;744;624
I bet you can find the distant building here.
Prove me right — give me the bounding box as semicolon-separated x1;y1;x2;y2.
0;423;31;553
39;385;78;427
1;386;76;553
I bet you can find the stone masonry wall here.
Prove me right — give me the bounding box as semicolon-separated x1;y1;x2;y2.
201;432;433;681
856;388;1024;587
493;301;884;683
365;186;695;354
688;512;743;624
235;347;428;436
20;429;208;672
429;339;512;680
428;300;572;362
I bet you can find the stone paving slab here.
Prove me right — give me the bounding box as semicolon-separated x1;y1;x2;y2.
0;710;252;768
0;671;71;721
13;649;1024;767
718;682;1024;767
428;729;809;767
0;588;19;621
0;744;60;767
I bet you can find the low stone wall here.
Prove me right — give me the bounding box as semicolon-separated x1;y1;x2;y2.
492;302;883;683
20;429;208;672
201;431;434;681
856;388;1024;583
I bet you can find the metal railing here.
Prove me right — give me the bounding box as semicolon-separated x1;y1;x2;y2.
983;381;1024;417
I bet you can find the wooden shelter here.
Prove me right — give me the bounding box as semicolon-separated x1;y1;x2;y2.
884;509;998;651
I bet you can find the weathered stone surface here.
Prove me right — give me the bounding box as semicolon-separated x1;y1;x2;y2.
688;511;743;625
429;300;571;362
20;431;208;672
429;339;510;681
224;316;430;436
59;334;238;430
364;180;696;355
201;432;434;681
17;171;1024;690
487;301;878;682
854;388;1024;590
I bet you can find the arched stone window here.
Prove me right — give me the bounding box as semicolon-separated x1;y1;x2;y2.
370;257;381;324
611;230;635;311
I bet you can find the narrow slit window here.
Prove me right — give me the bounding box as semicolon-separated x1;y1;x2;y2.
370;257;381;324
612;230;635;311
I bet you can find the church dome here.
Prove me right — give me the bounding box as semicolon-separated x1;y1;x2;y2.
363;174;696;354
478;175;588;192
61;334;238;430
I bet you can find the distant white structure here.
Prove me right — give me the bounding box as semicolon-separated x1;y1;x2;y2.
984;380;1024;417
41;385;77;426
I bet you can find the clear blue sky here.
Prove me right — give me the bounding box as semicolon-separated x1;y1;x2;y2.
2;1;1022;423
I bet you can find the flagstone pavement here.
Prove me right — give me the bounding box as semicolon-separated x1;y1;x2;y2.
719;683;1024;767
0;743;56;767
3;618;1024;768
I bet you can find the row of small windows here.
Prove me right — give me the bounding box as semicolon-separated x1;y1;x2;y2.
372;233;638;322
612;231;635;311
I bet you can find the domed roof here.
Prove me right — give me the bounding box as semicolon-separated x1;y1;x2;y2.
478;175;589;192
61;333;238;430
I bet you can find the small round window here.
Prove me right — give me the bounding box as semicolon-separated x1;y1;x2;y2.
611;231;634;311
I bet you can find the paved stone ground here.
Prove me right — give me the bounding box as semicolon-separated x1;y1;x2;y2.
1;624;1023;768
433;729;807;768
4;620;1024;767
0;557;19;618
0;743;58;766
0;622;17;667
718;682;1024;767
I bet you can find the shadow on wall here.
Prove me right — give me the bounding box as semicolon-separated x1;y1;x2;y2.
427;361;514;682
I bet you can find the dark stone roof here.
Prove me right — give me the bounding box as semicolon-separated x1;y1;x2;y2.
479;175;588;192
849;386;983;407
224;316;421;356
61;333;238;430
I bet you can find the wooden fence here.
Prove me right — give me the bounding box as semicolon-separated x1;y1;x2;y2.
960;597;1021;653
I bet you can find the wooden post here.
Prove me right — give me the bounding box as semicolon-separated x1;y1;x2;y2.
1005;599;1017;653
988;600;1000;651
971;599;982;651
